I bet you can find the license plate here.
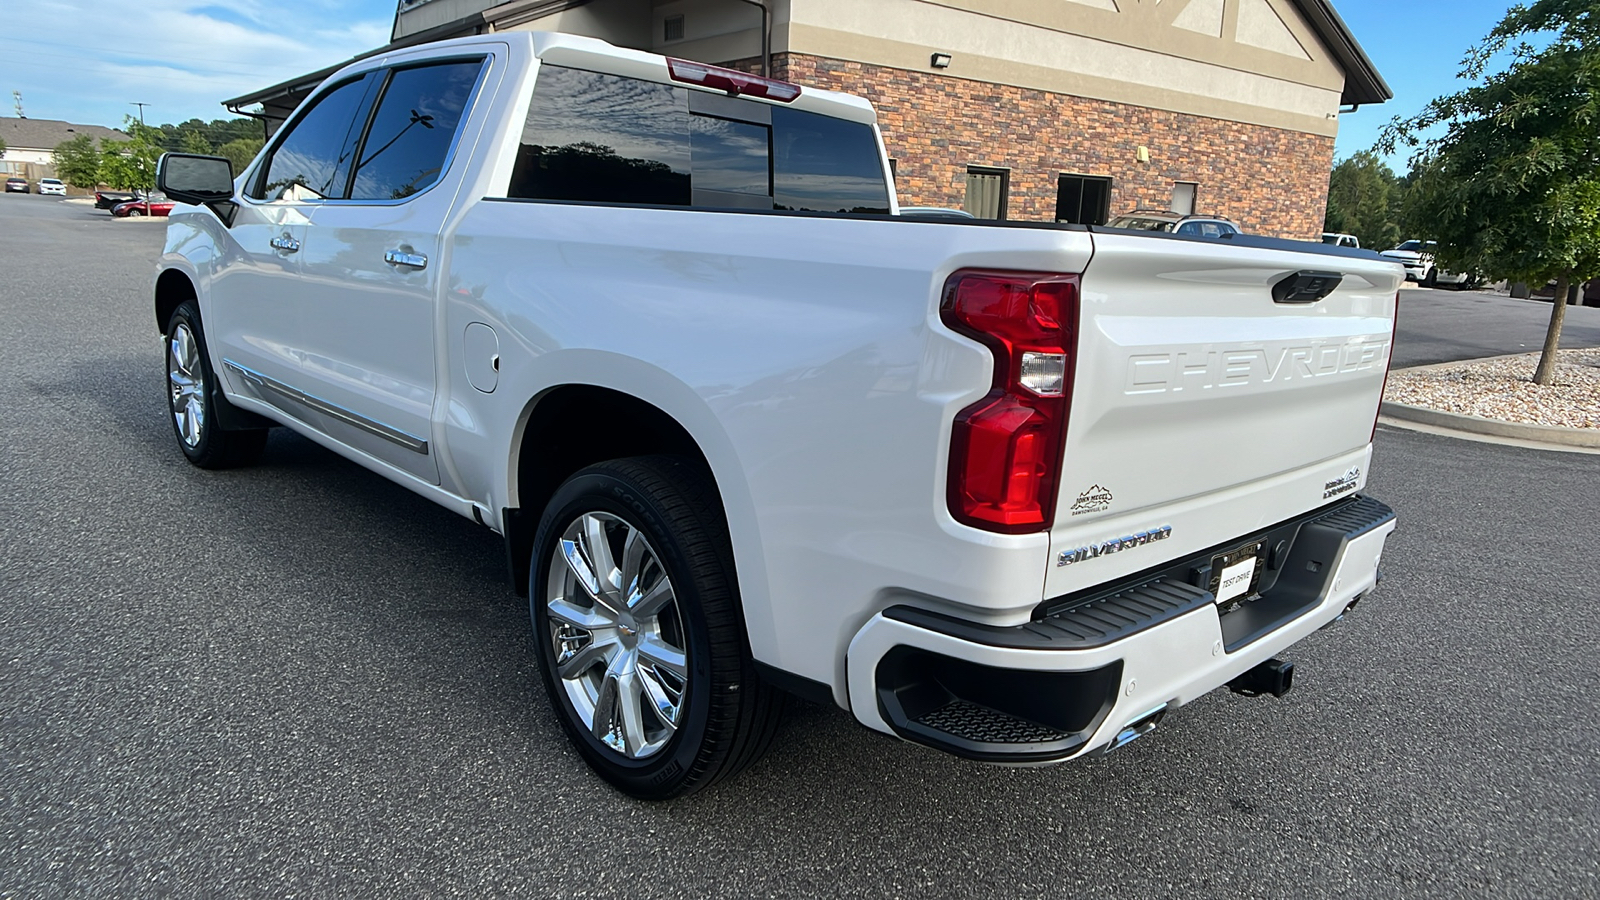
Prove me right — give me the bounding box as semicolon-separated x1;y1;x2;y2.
1210;541;1263;605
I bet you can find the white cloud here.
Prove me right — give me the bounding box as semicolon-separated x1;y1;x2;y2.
1;0;393;128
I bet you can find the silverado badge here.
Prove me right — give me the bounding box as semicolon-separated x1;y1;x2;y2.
1057;525;1172;567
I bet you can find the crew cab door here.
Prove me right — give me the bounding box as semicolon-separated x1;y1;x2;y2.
212;72;377;414
291;57;491;485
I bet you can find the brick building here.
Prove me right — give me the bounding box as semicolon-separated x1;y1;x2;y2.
225;0;1388;239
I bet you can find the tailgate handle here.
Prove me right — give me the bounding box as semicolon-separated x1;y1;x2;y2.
1273;270;1343;304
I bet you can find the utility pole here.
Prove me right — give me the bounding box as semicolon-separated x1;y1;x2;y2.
131;102;152;207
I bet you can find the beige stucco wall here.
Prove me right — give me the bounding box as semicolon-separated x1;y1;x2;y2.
782;0;1346;136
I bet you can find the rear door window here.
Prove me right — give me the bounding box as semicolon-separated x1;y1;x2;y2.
508;65;889;214
349;58;486;201
251;75;375;202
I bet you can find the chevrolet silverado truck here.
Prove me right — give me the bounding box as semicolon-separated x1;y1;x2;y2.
153;32;1400;799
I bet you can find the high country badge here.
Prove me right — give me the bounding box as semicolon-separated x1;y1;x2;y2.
1323;466;1361;499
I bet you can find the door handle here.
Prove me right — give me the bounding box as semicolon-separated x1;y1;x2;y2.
384;249;428;270
269;234;300;253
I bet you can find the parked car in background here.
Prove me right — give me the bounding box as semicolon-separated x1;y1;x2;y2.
112;194;173;217
5;176;29;193
1380;240;1474;288
1108;209;1241;238
899;207;976;219
1322;232;1359;249
96;189;143;209
38;178;67;196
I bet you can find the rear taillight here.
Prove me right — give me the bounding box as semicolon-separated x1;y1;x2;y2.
666;58;802;102
941;270;1080;533
1372;290;1400;442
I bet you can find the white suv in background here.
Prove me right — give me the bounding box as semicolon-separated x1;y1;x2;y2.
1381;240;1474;288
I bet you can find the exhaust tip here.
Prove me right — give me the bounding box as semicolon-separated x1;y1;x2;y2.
1228;658;1294;699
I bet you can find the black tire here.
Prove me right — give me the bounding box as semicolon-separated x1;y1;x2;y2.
128;207;145;217
530;456;782;800
1422;267;1437;288
164;301;269;469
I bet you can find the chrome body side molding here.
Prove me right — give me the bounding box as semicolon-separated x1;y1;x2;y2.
223;359;430;455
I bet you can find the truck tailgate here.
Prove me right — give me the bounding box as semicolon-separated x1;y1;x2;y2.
1044;232;1401;597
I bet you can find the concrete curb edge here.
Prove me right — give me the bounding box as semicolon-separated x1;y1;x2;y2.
1379;401;1600;449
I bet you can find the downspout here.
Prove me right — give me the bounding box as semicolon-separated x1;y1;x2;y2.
732;0;771;77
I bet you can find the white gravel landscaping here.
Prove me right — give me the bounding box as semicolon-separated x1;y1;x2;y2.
1385;349;1600;429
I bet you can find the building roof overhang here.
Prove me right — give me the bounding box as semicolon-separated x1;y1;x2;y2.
223;0;1391;122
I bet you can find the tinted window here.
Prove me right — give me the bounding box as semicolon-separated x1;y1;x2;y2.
508;66;890;214
772;107;888;214
252;76;372;201
510;66;691;205
350;59;484;201
691;114;771;208
1176;220;1236;237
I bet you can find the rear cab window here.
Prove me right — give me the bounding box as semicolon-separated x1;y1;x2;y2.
506;64;890;215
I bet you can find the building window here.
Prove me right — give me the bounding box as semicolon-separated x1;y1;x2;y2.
965;166;1009;220
1056;174;1111;225
663;15;685;42
1171;181;1198;216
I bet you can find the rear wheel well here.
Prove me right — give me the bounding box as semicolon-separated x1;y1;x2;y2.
154;269;196;334
505;385;719;597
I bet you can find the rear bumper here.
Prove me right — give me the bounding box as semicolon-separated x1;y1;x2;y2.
846;495;1396;763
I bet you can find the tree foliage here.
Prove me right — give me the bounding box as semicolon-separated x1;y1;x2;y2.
52;134;101;186
1380;0;1600;384
98;116;164;191
1323;151;1403;250
180;129;214;155
0;136;7;158
217;138;265;173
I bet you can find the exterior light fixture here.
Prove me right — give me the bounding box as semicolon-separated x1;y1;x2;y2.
931;52;952;69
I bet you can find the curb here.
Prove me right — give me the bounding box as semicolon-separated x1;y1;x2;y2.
1379;401;1600;449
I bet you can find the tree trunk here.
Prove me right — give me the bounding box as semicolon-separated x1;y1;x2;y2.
1532;276;1572;385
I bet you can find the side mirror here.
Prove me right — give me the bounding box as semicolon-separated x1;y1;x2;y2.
157;153;238;225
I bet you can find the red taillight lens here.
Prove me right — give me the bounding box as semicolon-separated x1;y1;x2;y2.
942;270;1080;533
1372;290;1400;442
666;58;802;102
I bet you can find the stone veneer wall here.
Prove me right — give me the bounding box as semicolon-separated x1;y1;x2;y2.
731;53;1334;240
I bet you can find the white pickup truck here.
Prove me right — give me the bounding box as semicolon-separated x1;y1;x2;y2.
154;31;1399;799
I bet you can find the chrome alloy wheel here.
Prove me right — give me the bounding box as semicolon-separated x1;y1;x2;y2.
167;321;205;448
545;512;689;760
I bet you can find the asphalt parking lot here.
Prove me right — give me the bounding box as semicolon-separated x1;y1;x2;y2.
2;194;1597;899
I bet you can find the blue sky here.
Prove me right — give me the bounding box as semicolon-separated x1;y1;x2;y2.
0;0;392;130
1331;0;1523;171
1;0;1514;172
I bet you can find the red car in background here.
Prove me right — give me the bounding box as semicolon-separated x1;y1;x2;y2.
112;195;174;217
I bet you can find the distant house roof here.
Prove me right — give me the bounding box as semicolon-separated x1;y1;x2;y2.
0;117;129;151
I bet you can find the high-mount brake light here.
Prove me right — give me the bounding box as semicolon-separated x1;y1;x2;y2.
941;270;1080;534
665;58;802;102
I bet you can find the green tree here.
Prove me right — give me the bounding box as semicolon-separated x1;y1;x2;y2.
1323;151;1403;251
1381;0;1600;385
180;129;214;155
51;134;101;187
98;115;164;191
0;136;7;158
217;138;264;173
